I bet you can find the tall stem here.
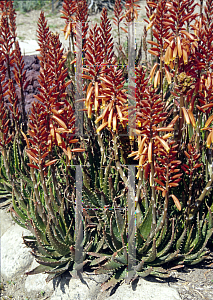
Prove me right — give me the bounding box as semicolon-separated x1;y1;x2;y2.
143;25;148;75
118;21;120;47
49;152;62;205
113;133;128;186
1;145;26;209
160;48;163;103
188;172;213;220
150;158;156;233
196;111;201;149
200;0;203;15
178;93;184;144
136;169;142;203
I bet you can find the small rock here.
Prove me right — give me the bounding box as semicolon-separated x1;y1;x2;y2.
50;274;181;300
25;93;37;103
104;278;181;300
26;70;39;85
33;80;40;89
25;259;54;293
1;224;33;280
32;63;40;71
0;209;15;237
50;273;111;300
2;54;41;121
23;55;38;71
26;84;34;93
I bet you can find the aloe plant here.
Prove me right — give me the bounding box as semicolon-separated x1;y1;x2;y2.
0;0;212;292
83;164;213;290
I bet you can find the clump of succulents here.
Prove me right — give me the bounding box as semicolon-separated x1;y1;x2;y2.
0;0;213;290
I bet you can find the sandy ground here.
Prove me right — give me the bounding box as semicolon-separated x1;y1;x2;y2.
15;0;147;56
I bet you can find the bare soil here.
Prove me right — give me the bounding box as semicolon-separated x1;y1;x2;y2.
0;274;53;300
15;1;147;58
166;262;213;300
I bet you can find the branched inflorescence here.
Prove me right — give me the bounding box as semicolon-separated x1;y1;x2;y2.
0;50;12;149
113;0;124;46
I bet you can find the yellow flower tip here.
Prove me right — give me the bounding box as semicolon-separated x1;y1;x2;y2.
206;131;212;148
149;14;155;21
162;133;173;140
148;142;152;163
147;23;153;31
136;169;141;179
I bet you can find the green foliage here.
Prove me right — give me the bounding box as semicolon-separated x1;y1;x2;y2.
10;160;93;282
85;187;213;289
13;0;50;12
78;127;213;288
